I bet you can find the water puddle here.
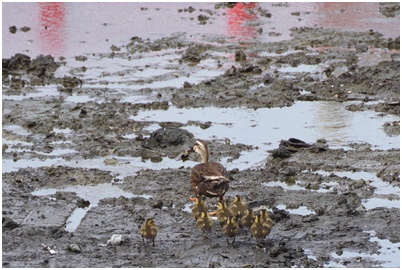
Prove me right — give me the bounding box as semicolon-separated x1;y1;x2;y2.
278;64;325;74
276;204;315;216
315;170;400;196
2;158;65;174
63;93;98;103
314;170;400;209
32;183;152;232
326;230;400;267
262;180;305;191
3;125;32;136
362;197;400;210
133;101;399;170
2;85;62;101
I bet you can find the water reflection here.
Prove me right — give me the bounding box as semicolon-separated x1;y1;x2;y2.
226;2;259;41
312;102;350;145
38;2;66;57
313;2;400;38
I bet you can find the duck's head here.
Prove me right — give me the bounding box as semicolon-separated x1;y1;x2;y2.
146;218;155;226
227;216;236;224
191;139;209;163
217;200;226;210
233;195;242;203
193;139;208;155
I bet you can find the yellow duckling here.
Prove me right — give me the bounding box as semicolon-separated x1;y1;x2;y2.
216;200;233;226
140;218;158;246
240;208;255;232
250;214;272;244
196;211;213;238
229;195;248;219
259;209;273;227
191;196;209;221
222;216;240;244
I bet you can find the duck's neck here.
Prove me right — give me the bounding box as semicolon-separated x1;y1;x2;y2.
201;151;209;163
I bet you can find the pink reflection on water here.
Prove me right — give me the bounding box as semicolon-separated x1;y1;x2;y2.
226;2;260;41
38;2;66;57
313;2;399;37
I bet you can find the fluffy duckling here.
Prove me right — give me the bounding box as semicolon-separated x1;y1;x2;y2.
191;196;209;221
229;195;248;220
250;214;272;244
222;216;240;244
259;209;273;227
216;200;233;226
196;211;213;238
240;208;255;233
140;218;158;246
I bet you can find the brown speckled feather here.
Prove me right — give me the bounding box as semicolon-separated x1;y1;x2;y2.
189;140;230;199
191;162;230;198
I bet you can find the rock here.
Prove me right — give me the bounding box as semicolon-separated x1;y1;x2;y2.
9;25;17;34
2;217;19;230
182;45;207;63
263;73;274;84
107;234;123;246
235;50;247;62
68;243;82;253
141;127;194;149
183;81;192;88
224;65;237;76
7;53;31;70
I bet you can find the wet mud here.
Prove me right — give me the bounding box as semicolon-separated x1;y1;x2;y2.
2;4;400;268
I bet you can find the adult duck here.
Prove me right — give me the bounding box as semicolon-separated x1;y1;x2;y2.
187;139;230;201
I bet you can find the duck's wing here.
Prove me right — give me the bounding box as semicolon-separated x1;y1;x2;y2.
191;162;230;197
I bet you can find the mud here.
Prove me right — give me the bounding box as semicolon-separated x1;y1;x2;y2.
2;4;400;268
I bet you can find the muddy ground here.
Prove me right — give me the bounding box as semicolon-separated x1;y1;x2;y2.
2;4;400;268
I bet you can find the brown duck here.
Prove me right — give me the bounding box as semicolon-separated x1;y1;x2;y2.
140;218;158;246
188;139;230;201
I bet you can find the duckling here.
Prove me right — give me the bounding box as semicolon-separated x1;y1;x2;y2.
250;214;272;245
140;218;158;246
259;209;273;227
191;196;209;221
222;216;240;244
188;140;230;201
196;211;213;239
240;208;255;233
229;195;248;220
216;200;233;226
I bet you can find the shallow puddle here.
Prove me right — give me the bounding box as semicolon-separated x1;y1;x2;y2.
326;230;399;268
262;181;305;191
32;183;152;232
133;101;399;171
276;204;315;216
314;170;400;209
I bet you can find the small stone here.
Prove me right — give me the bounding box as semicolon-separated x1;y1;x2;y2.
235;50;247;62
153;200;163;209
9;26;17;34
68;243;82;253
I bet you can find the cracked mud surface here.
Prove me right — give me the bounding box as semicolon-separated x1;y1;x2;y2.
2;2;400;268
